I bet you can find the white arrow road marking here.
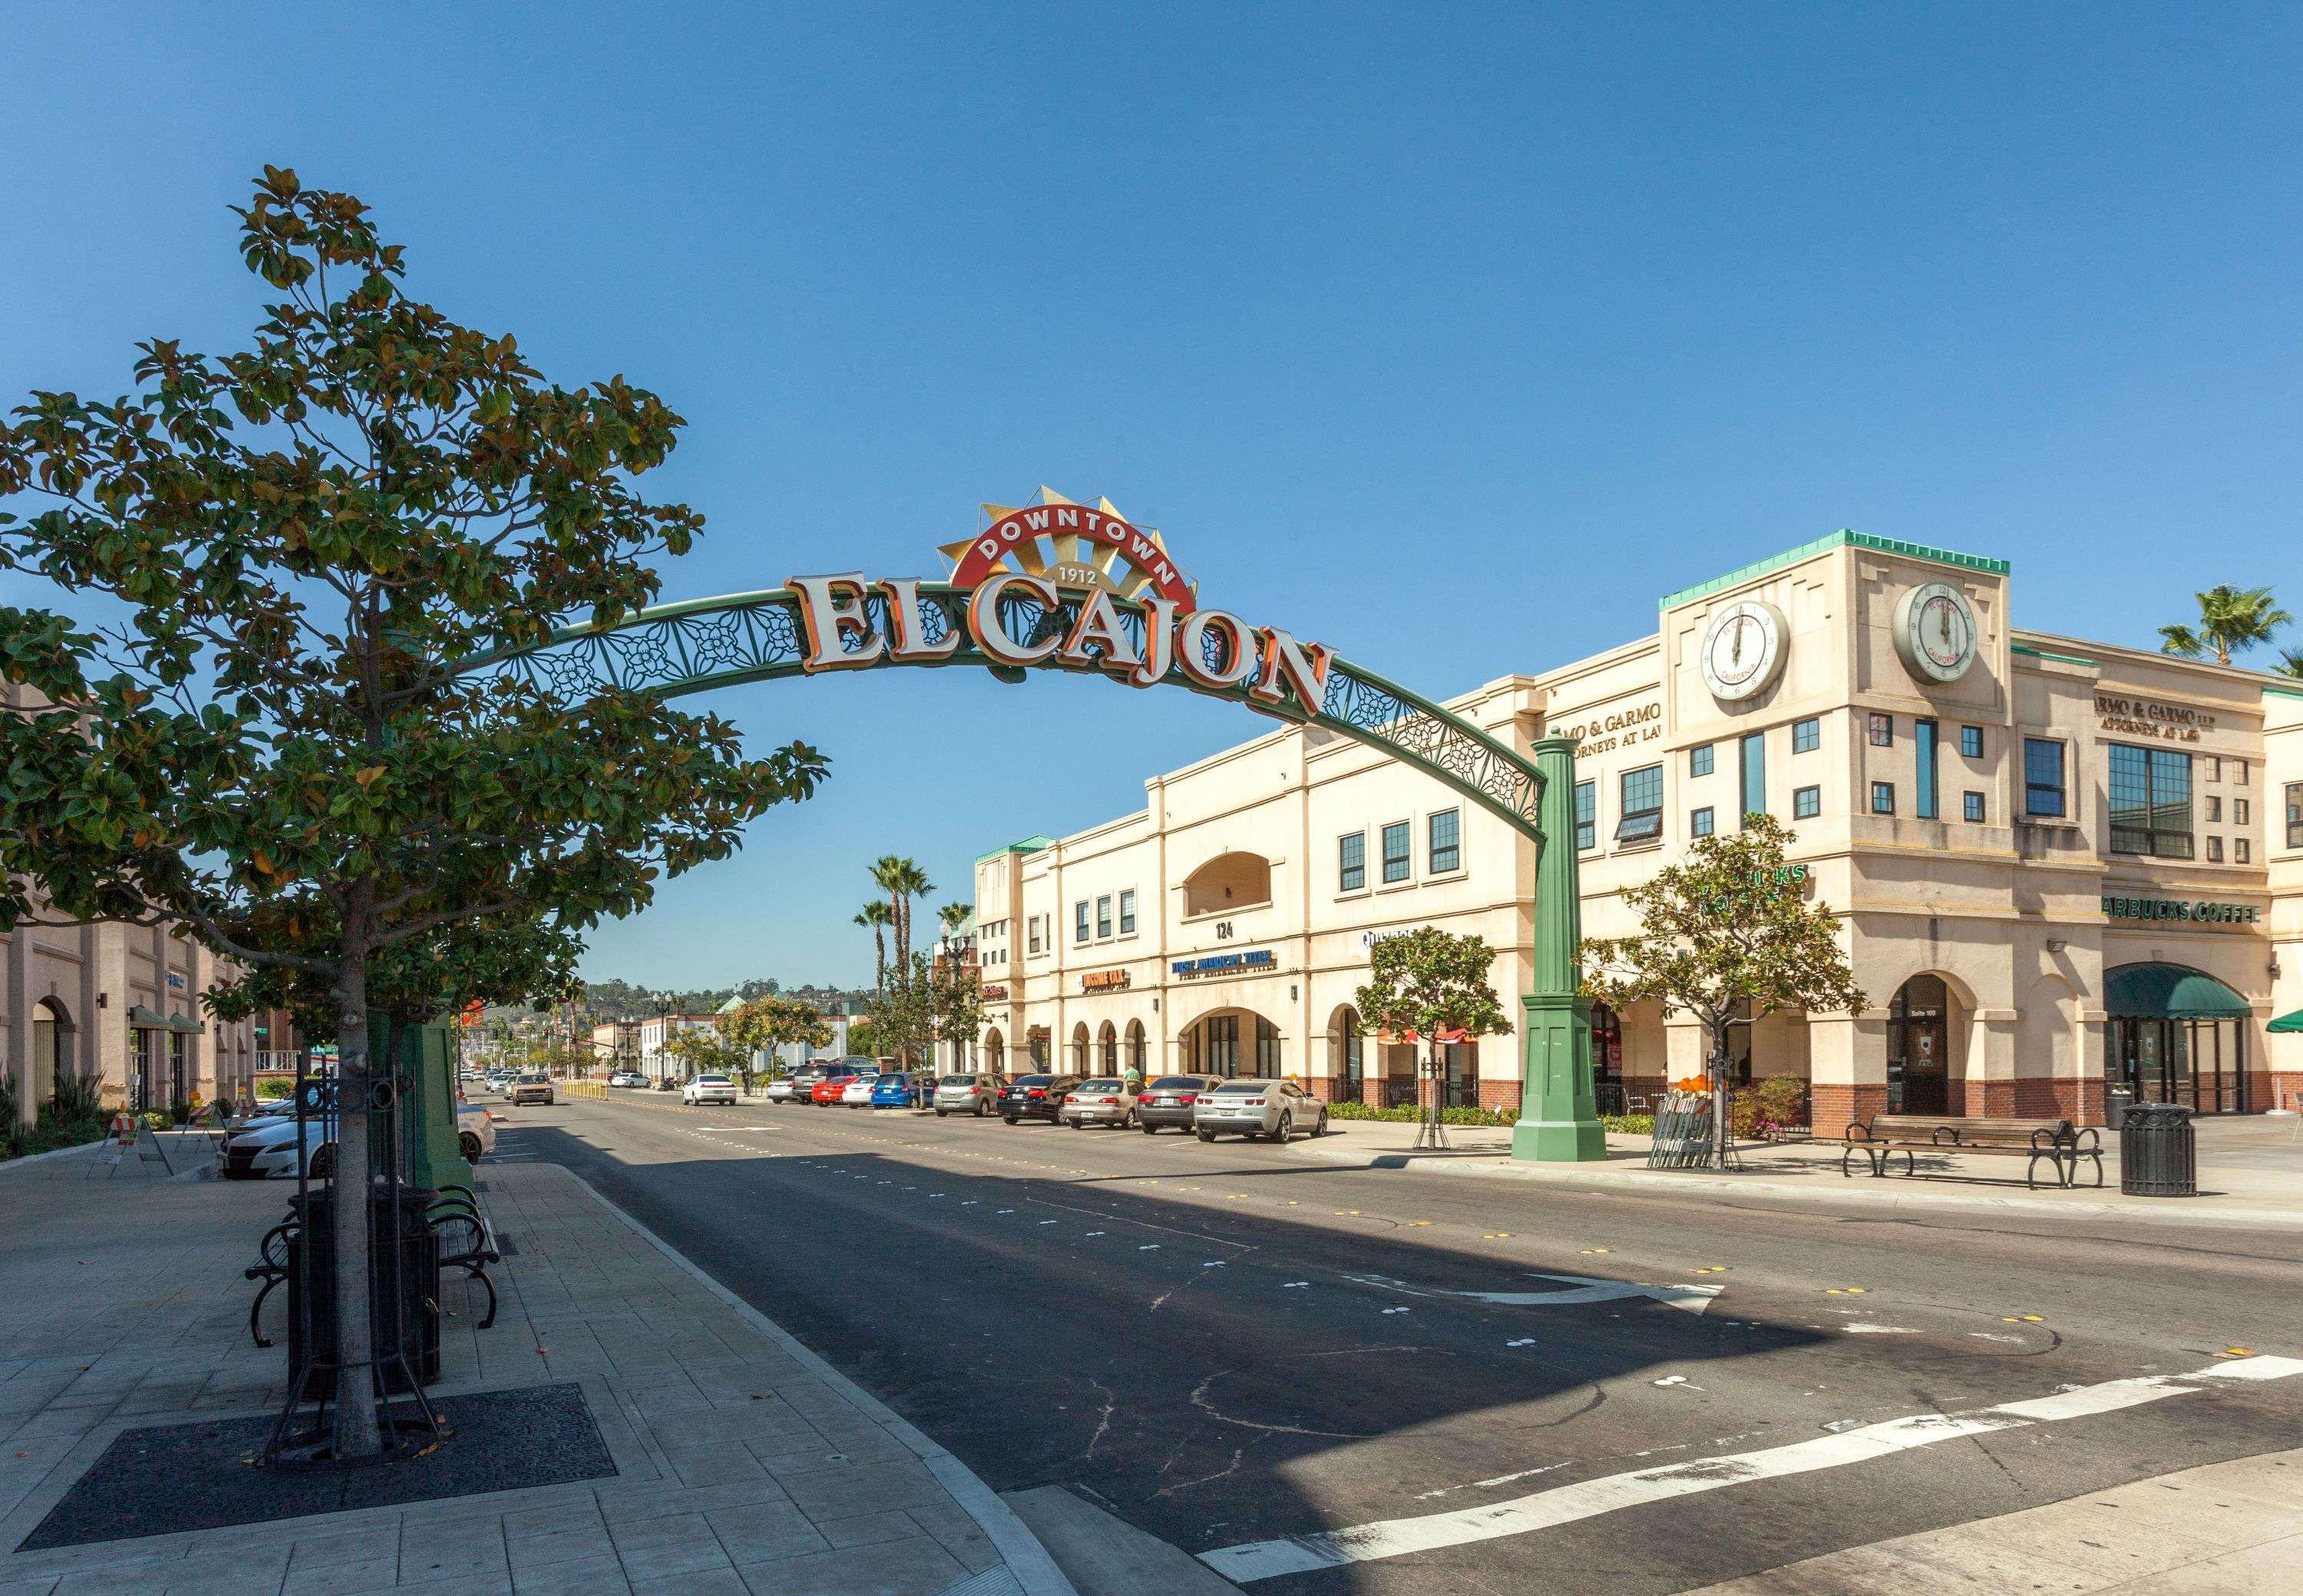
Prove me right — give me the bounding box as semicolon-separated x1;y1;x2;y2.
1345;1271;1725;1316
1199;1355;2303;1583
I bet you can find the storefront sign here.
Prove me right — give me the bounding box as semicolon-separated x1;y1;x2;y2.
2096;694;2218;742
166;971;185;991
980;985;1008;1001
1360;928;1409;949
2103;895;2260;925
1548;696;1663;761
1079;968;1131;992
1169;949;1277;980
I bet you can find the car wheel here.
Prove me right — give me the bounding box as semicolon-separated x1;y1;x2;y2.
1003;1115;1020;1125
935;1108;948;1118
1275;1112;1293;1143
459;1131;483;1161
1313;1111;1329;1137
1142;1124;1157;1135
1069;1120;1084;1130
309;1144;336;1181
1195;1129;1215;1142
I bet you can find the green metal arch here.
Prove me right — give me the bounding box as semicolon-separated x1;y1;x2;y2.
458;581;1547;847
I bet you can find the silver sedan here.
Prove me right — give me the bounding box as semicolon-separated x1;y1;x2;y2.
1059;1078;1137;1129
1192;1079;1327;1142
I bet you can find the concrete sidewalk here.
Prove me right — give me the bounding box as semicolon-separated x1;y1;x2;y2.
0;1152;1073;1596
1292;1112;2303;1228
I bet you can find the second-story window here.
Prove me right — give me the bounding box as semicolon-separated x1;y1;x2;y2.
1428;808;1461;874
1915;719;1940;820
1690;744;1713;777
1382;821;1412;884
1868;712;1893;747
2108;744;2192;858
1339;832;1366;892
2024;738;2067;818
1095;895;1112;939
1793;717;1819;754
2287;781;2301;848
1028;917;1042;955
1074;901;1090;943
1574;781;1596;851
1616;765;1664;843
1118;890;1136;935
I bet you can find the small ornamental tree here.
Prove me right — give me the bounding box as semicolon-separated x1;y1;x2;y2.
1580;814;1864;1164
926;954;984;1081
1355;927;1511;1145
0;170;826;1459
864;953;936;1076
723;995;833;1086
662;1023;752;1085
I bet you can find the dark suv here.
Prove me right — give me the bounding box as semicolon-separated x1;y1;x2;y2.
1137;1074;1225;1135
997;1074;1080;1125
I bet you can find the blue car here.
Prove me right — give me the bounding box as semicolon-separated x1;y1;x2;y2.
868;1072;930;1109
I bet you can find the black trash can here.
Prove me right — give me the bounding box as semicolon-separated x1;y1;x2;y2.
286;1186;442;1397
2118;1102;2196;1198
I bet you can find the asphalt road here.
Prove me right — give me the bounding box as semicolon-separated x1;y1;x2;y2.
482;1091;2303;1594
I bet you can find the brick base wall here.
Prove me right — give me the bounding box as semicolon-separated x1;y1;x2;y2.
1809;1083;1887;1136
2252;1073;2303;1115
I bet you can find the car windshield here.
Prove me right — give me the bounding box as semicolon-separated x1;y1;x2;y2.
1211;1082;1267;1095
696;1076;729;1085
1079;1079;1124;1091
1149;1077;1208;1090
1009;1076;1052;1088
940;1076;974;1085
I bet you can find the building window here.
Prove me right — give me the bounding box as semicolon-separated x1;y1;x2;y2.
2235;798;2250;827
1740;733;1767;825
1428;808;1461;874
1095;895;1112;939
1690;806;1715;838
1381;821;1411;884
1118;890;1136;935
1338;833;1366;892
1617;765;1664;844
1872;781;1895;815
2236;759;2249;786
1868;712;1893;747
2205;756;2222;781
2108;743;2193;858
2207;835;2224;862
2236;838;2251;864
2206;796;2222;822
1028;917;1042;956
1793;785;1821;819
1963;791;1985;823
1254;1016;1281;1079
1793;717;1820;754
1574;780;1596;851
2024;738;2067;818
2288;782;2302;848
1690;744;1713;777
1915;719;1940;820
1960;725;1984;759
1075;902;1090;943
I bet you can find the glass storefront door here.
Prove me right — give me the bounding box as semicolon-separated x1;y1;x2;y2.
2110;1018;2245;1113
1887;976;1949;1115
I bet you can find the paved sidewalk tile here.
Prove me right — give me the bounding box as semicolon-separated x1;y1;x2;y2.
0;1158;1066;1596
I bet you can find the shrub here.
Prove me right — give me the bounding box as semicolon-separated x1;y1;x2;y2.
1325;1101;1515;1127
1733;1076;1809;1138
1600;1113;1654;1135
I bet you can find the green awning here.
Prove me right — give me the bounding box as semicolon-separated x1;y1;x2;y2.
127;1005;169;1027
2103;963;2252;1020
2271;1009;2303;1034
126;1004;204;1034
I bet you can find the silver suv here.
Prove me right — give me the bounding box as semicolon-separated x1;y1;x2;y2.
1193;1079;1327;1142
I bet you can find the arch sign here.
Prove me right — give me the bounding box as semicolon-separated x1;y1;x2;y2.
469;487;1545;843
461;485;1605;1162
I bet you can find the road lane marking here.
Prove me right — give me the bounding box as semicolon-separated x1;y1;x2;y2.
1199;1356;2303;1582
1345;1271;1725;1316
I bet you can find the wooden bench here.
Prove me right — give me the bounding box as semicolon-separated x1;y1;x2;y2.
1842;1113;2101;1190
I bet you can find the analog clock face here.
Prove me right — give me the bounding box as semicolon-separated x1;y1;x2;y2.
1699;600;1788;702
1893;580;1978;683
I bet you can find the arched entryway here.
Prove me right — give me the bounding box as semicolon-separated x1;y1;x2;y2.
1124;1019;1147;1076
2105;963;2251;1114
1096;1020;1118;1075
1327;1006;1364;1105
982;1029;1005;1076
1177;1007;1281;1079
1886;974;1956;1115
33;997;76;1109
1068;1022;1091;1075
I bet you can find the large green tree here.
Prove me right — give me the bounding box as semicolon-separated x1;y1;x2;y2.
0;169;824;1458
727;994;835;1079
2158;583;2291;666
1580;815;1863;1164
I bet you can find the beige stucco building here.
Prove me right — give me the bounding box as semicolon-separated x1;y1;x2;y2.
971;531;2303;1128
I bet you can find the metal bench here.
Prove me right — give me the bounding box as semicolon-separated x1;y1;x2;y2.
1842;1112;2099;1190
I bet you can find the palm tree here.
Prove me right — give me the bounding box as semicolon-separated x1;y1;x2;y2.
871;854;937;976
2158;584;2291;666
2276;647;2303;681
854;901;892;996
937;901;971;940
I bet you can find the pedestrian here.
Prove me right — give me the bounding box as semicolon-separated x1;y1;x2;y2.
1122;1059;1143;1097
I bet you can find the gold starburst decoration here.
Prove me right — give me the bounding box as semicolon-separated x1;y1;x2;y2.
939;486;1196;606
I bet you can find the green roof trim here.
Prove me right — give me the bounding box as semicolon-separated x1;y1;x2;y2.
1660;530;2010;610
974;834;1056;865
2012;643;2100;669
2264;684;2303;702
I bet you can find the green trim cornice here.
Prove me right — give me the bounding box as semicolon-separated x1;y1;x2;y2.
1660;530;2010;611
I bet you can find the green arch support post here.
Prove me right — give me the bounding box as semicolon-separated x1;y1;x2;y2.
458;580;1601;1160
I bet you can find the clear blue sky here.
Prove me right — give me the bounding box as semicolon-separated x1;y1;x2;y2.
5;4;2298;991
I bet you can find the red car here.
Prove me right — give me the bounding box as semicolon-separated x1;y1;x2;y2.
809;1071;858;1105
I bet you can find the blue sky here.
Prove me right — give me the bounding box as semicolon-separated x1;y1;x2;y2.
5;4;2298;991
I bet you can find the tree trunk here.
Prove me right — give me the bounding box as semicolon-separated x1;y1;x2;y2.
330;947;383;1459
1709;1018;1732;1171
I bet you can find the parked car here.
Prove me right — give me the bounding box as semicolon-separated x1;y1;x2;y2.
869;1071;933;1109
220;1114;338;1180
1194;1079;1327;1142
840;1071;884;1108
997;1074;1080;1125
457;1100;496;1161
609;1070;647;1089
762;1074;798;1102
1060;1078;1137;1130
811;1069;866;1105
1137;1075;1225;1135
682;1073;738;1106
509;1072;556;1106
933;1073;1003;1116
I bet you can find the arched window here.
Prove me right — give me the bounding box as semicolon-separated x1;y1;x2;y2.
1099;1021;1118;1074
1125;1019;1147;1073
1254;1016;1281;1079
1069;1023;1090;1073
1337;1009;1363;1098
983;1030;1004;1075
1181;852;1274;919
